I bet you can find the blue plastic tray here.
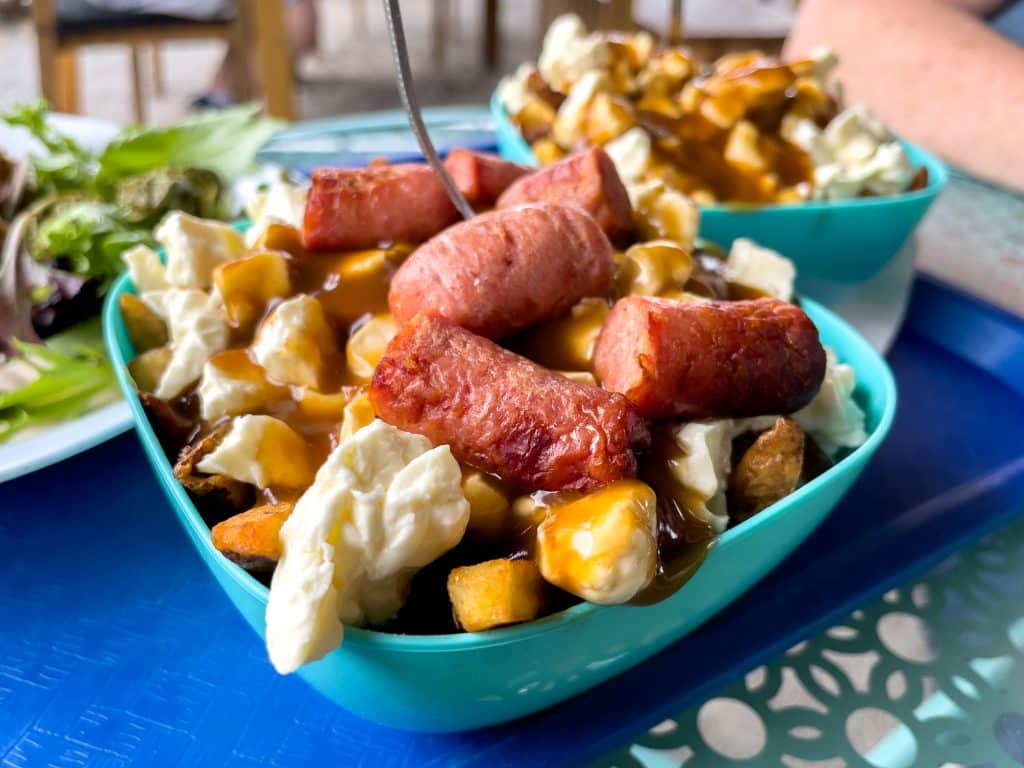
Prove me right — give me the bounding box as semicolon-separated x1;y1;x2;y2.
2;275;1022;767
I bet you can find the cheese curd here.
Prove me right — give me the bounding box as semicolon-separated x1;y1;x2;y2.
155;211;245;290
553;70;610;148
724;238;796;301
198;350;283;421
244;183;309;247
251;294;338;389
537;480;657;604
497;63;538;117
668;421;733;534
604;127;652;183
141;288;228;399
537;14;610;94
794;346;868;455
196;414;314;489
783;105;914;200
265;420;470;673
123;245;168;293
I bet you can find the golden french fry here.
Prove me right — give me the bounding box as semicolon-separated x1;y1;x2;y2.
212;502;294;571
448;559;546;632
461;470;511;542
120;293;168;353
128;346;172;393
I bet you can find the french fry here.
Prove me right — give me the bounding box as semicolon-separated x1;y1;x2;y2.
211;502;293;571
128;346;172;393
119;293;168;353
448;558;546;632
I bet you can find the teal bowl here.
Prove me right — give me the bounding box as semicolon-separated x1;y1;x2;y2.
103;270;896;732
492;92;947;284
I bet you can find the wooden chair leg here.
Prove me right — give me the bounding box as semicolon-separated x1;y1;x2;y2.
31;0;61;108
55;49;80;113
150;44;165;96
130;45;145;122
228;6;254;102
252;0;294;120
483;0;499;70
432;0;451;71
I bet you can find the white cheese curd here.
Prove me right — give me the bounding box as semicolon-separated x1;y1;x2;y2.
783;101;914;200
552;70;610;149
537;481;657;604
497;63;538;116
265;420;470;673
197;354;276;421
604;127;652;183
196;414;313;489
251;294;337;390
794;346;868;455
538;14;610;94
244;183;308;247
122;245;168;292
155;211;245;290
141;288;228;399
725;238;796;301
668;421;734;533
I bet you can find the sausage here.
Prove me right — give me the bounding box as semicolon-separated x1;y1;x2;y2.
443;149;531;206
388;203;614;339
370;313;650;492
594;296;826;420
496;146;634;238
302;165;460;251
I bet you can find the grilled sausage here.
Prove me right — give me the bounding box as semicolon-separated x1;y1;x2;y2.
443;149;531;206
302;165;459;250
388;203;614;339
370;313;650;492
496;147;634;238
594;296;826;420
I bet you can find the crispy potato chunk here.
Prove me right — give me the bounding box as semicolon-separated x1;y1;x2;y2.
346;313;398;382
461;469;511;542
213;250;292;331
128;346;172;393
448;558;546;632
250;221;305;255
174;423;255;521
337;391;376;443
119;293;168;353
729;417;805;524
211;502;293;571
615;240;694;298
514;297;609;372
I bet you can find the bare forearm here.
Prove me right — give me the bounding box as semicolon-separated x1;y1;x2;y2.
785;0;1024;193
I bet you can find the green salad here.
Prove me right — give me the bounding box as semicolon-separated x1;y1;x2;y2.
0;102;279;443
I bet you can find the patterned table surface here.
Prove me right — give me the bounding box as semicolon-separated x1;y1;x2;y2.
597;174;1024;768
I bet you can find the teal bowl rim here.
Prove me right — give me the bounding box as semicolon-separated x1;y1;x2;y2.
489;91;949;212
103;273;897;653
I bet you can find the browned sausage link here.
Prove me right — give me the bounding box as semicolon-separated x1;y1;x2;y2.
388;203;614;339
594;296;826;420
370;313;650;493
496;146;634;238
302;164;460;251
443;149;531;206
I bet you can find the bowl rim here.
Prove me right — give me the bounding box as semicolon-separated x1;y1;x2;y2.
103;270;897;654
488;91;949;212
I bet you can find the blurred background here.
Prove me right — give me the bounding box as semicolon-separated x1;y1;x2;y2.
0;0;798;124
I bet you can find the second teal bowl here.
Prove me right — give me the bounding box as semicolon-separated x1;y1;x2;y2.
492;93;947;283
103;267;896;732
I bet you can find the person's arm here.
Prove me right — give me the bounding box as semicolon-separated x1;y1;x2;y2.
785;0;1024;193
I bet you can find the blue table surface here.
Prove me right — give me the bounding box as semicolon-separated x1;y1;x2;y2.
2;277;1024;768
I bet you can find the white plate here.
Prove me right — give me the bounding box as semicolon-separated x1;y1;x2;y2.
0;400;132;484
1;113;132;484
